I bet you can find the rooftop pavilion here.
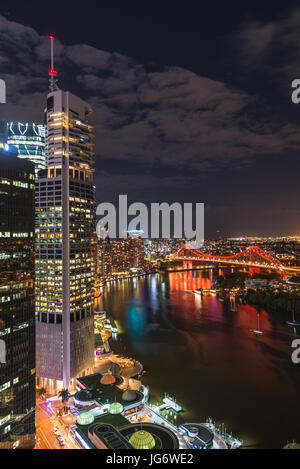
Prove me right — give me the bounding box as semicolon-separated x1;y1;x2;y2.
75;373;144;417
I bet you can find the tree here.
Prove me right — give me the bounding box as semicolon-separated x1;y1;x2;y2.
58;389;71;404
37;387;47;398
215;272;249;291
58;389;71;412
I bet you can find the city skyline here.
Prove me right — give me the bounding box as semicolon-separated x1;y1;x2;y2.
1;1;300;237
1;1;300;452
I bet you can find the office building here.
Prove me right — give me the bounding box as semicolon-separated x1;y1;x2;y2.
36;89;95;392
0;145;36;449
6;121;46;174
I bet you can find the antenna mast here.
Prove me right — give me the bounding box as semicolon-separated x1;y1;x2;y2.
48;34;58;92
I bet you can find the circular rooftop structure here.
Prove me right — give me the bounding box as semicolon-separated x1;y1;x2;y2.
183;423;214;448
77;412;95;426
100;373;116;385
122;423;179;449
108;402;124;415
122;390;138;402
74;390;95;407
129;430;156;450
188;427;199;438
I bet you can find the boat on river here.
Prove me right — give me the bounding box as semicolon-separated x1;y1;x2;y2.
253;313;263;336
286;310;300;328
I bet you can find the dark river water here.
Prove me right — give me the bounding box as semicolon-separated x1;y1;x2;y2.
99;269;300;449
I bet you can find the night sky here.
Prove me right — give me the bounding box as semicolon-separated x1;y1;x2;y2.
1;0;300;237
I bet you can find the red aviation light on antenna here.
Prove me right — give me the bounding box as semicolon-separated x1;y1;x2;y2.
48;33;58;91
48;68;57;76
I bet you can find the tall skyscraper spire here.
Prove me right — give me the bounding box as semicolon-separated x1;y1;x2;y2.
36;87;95;391
48;34;58;92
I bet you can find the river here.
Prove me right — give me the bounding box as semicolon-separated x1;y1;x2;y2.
99;268;300;449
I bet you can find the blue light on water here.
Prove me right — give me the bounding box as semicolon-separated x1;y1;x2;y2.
127;298;146;339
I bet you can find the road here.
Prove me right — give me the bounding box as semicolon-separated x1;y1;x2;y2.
36;399;80;450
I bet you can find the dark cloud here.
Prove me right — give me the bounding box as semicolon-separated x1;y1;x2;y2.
0;12;300;236
1;14;297;164
235;6;300;82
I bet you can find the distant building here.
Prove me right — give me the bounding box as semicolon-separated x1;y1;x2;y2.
0;147;36;448
245;279;269;290
6;121;46;175
99;236;145;277
0;121;7;146
92;232;100;289
35;89;95;392
98;239;113;277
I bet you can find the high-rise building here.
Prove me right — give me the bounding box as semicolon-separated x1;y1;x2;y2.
92;232;101;298
0;146;36;449
35;89;95;392
6;122;46;174
98;238;113;278
99;236;145;278
0;121;7;148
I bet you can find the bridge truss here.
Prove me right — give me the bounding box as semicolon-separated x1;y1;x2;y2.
171;245;283;271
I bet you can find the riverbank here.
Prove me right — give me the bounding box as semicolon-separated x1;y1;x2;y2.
241;289;300;316
100;269;300;448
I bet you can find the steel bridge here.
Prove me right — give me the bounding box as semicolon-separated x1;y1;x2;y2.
171;245;284;272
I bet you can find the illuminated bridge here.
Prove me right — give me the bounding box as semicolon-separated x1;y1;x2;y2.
171;245;284;272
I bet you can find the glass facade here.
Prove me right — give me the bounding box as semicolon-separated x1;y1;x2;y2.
36;91;95;391
7;121;46;175
0;148;35;449
35;177;95;319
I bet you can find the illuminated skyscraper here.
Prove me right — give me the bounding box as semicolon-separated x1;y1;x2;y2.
35;85;95;391
6;122;46;174
99;236;145;277
0;146;36;448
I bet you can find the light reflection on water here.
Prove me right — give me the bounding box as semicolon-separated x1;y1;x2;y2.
100;269;300;449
